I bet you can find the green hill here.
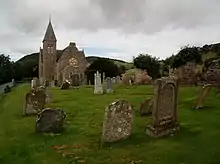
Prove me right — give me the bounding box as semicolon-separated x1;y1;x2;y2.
16;53;133;70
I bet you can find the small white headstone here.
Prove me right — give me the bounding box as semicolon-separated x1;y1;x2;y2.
94;71;103;94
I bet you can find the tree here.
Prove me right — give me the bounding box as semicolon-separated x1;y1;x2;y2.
133;54;161;79
85;58;121;84
0;54;14;84
171;46;202;68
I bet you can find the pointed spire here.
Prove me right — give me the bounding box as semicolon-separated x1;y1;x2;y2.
43;17;56;42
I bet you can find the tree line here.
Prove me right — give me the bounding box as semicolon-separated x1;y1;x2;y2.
1;44;220;84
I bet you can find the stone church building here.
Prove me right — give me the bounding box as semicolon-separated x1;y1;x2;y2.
38;20;87;86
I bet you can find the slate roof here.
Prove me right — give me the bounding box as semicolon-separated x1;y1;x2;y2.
43;20;57;41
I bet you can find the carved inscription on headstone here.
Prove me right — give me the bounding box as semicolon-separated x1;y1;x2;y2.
146;77;179;137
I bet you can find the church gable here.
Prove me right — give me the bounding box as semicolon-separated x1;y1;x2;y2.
57;42;87;72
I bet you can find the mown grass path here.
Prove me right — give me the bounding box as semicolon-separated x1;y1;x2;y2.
0;84;220;164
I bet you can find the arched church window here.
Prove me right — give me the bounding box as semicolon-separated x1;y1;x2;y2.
51;46;53;54
48;46;50;53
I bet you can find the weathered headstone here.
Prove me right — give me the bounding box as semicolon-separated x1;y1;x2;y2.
140;98;154;116
193;84;212;109
112;77;116;84
116;76;121;84
101;100;133;143
106;77;113;93
61;81;70;89
31;77;40;89
50;81;55;87
146;77;179;137
71;74;80;87
12;79;16;87
35;108;66;133
102;72;106;83
24;87;46;115
94;71;103;94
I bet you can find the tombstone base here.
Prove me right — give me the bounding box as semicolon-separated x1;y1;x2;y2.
146;122;179;138
94;89;103;94
106;89;113;93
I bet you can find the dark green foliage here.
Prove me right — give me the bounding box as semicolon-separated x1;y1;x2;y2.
171;46;202;68
133;54;161;79
0;54;14;84
15;53;39;79
86;56;126;64
14;53;130;83
85;58;121;84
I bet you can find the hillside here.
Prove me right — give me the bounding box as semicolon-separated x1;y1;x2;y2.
16;53;133;69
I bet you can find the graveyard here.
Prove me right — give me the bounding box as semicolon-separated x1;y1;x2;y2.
1;83;220;164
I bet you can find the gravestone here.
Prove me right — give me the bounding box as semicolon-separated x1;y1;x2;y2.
31;77;40;89
71;74;80;87
193;84;212;109
102;72;106;83
61;81;70;89
116;76;121;84
12;79;16;87
50;81;55;87
24;87;46;115
35;108;66;133
140;98;154;116
106;77;113;93
112;77;116;84
101;100;133;143
146;77;179;137
94;71;103;94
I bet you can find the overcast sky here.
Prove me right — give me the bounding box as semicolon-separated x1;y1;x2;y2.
1;0;220;62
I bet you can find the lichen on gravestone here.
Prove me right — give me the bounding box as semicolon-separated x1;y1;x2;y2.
101;100;133;143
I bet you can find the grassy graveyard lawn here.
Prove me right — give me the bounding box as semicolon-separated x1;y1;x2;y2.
1;84;220;164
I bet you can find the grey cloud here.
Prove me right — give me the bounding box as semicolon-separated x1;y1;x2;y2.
1;0;220;61
1;0;220;35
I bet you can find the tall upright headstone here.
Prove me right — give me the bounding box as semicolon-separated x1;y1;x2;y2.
146;77;179;137
31;77;40;89
71;74;80;88
112;77;116;84
116;76;121;84
106;77;113;93
94;71;103;94
12;79;16;87
103;72;106;83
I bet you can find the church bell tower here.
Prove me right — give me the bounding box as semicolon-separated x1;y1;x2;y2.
41;18;57;82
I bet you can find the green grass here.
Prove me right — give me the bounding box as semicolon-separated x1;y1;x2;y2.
1;84;220;164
